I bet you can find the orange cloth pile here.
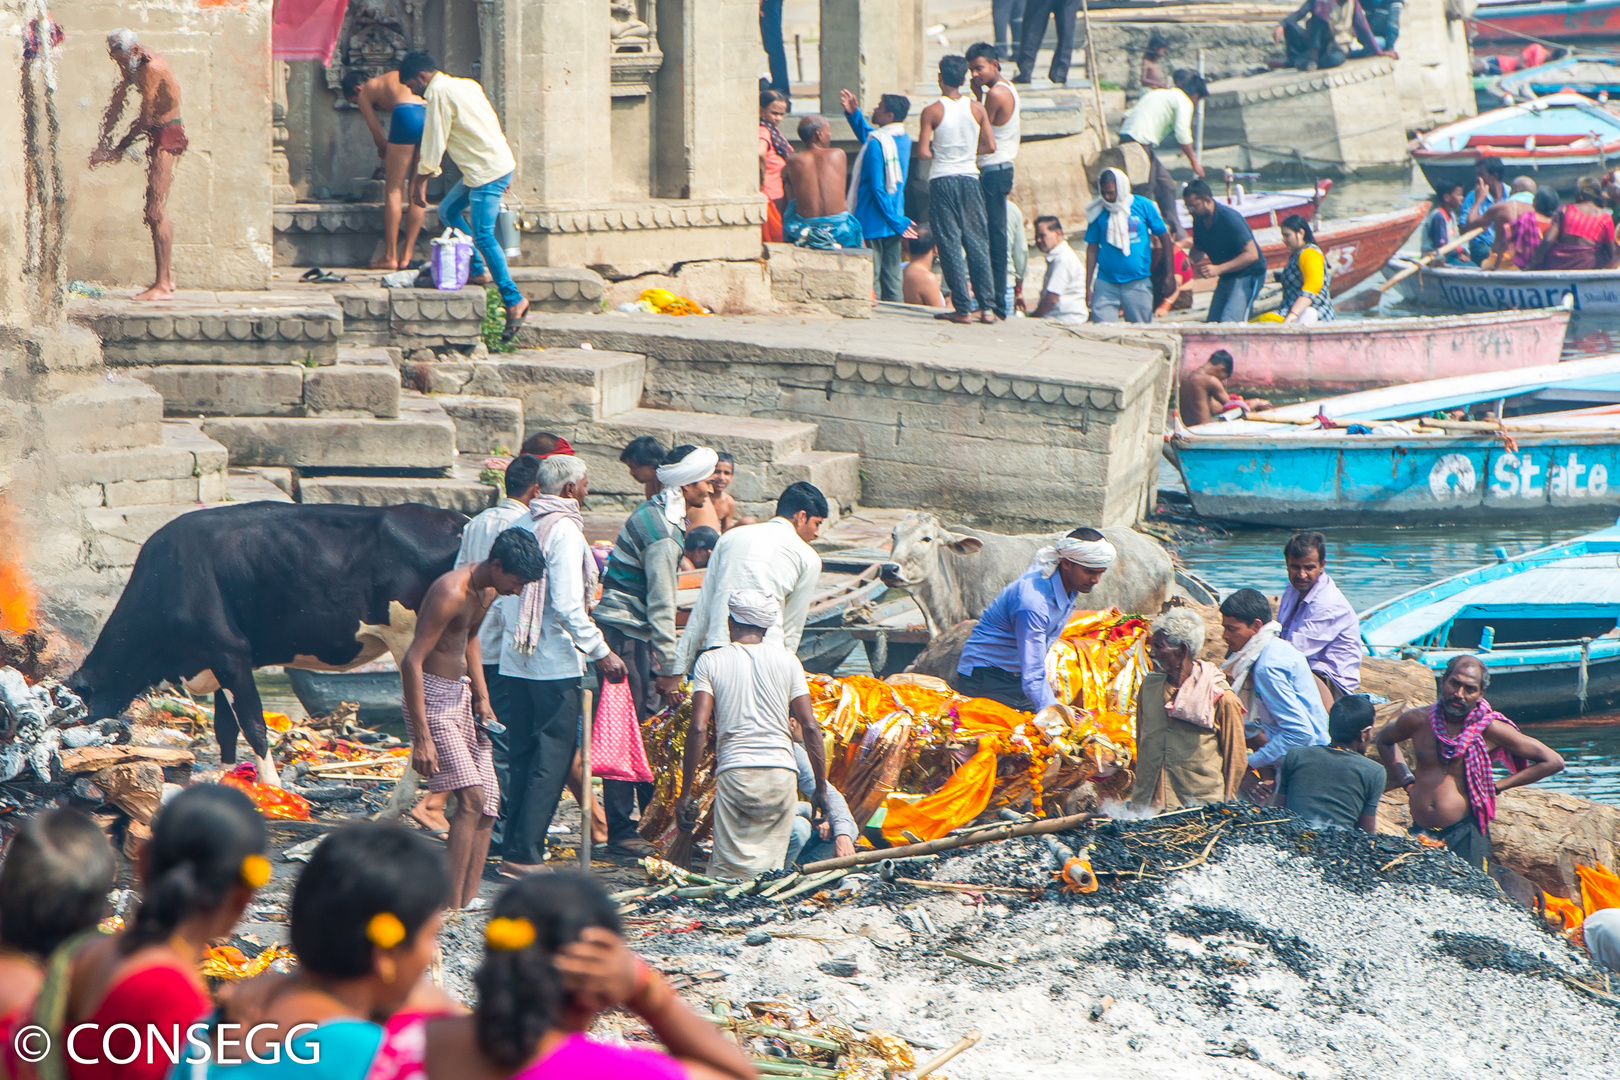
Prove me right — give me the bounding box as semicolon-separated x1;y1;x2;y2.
221;761;312;822
1542;862;1620;932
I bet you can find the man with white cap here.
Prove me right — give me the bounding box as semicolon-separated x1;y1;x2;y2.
953;527;1117;711
673;481;827;676
593;443;718;859
675;589;829;881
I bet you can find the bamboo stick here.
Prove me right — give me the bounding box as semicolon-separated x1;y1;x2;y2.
800;811;1093;874
1079;0;1110;149
580;687;594;871
1376;227;1483;292
772;870;848;902
307;754;406;773
915;1031;982;1078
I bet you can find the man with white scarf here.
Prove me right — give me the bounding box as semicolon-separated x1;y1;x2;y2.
1218;587;1329;800
841;88;915;303
1083;167;1169;324
593;444;717;859
954;528;1117;711
497;455;627;877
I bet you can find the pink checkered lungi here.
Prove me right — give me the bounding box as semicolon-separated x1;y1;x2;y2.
415;672;499;816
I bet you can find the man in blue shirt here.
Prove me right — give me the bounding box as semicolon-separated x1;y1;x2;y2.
1084;167;1169;323
1461;156;1506;265
841;88;915;302
952;529;1117;711
1217;588;1330;800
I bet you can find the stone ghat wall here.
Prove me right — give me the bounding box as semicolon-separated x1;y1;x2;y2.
527;316;1176;531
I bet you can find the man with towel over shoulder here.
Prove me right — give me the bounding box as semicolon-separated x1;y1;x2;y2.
953;528;1117;712
1084;166;1169;324
1131;608;1247;812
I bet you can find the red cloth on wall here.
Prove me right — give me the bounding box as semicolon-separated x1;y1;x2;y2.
273;0;351;64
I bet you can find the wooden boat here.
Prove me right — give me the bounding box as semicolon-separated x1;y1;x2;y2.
1496;55;1620;101
1187;205;1426;299
1359;523;1620;717
1470;0;1620;46
287;665;404;726
1172;182;1331;234
1173;304;1572;392
1169;353;1620;525
1409;93;1620;193
1384;256;1620;314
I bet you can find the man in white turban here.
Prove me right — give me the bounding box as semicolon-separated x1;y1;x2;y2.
592;443;717;860
954;527;1117;711
674;587;829;880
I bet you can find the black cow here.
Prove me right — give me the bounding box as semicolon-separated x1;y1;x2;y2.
69;502;468;763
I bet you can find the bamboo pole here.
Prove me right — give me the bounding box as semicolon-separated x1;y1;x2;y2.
915;1032;982;1078
1376;227;1483;292
1079;0;1109;148
800;811;1093;874
580;687;594;872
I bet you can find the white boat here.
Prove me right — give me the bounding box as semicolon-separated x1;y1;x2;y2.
1384;256;1620;314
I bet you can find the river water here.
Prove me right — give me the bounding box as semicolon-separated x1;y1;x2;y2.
1169;170;1620;803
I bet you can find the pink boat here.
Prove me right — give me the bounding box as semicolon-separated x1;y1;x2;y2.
1175;306;1573;392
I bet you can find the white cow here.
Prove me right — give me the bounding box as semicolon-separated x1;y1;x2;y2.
879;512;1175;634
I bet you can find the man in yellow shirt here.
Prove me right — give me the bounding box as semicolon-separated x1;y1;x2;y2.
403;51;528;342
1117;71;1207;242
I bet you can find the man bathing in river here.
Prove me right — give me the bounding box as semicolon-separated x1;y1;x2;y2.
1179;350;1271;426
1376;654;1563;872
402;527;544;908
91;30;185;301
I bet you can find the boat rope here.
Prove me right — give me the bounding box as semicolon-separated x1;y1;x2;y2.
1466;17;1620;59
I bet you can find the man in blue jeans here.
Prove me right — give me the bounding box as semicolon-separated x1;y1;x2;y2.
1184;178;1267;323
403;51;529;342
760;0;790;95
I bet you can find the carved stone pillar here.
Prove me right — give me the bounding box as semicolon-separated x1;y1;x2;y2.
271;61;296;204
818;0;909;119
476;0;503;118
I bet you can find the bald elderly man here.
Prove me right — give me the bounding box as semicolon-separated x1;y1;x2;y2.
952;528;1116;711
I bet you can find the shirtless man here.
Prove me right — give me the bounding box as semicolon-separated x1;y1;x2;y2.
91;31;185;301
710;452;756;531
402;526;544;908
1179;349;1271;426
1376;655;1562;875
781;116;863;250
342;68;427;270
903;229;947;307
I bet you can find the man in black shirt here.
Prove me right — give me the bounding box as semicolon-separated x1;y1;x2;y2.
1271;695;1386;832
1184;178;1267;323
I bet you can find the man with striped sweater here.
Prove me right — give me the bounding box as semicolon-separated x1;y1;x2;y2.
592;443;718;858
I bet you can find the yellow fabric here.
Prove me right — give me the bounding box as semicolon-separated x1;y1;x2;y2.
1544;893;1585;932
1579;862;1620;913
1044;609;1150;757
417;73;516;187
1297;246;1326;295
880;742;1001;844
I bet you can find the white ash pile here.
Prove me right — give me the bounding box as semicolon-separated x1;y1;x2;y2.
561;805;1619;1080
0;665;123;784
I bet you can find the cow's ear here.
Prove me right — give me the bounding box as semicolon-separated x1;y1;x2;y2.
945;533;983;555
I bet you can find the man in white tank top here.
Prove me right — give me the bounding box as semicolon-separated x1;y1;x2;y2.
918;55;999;323
968;42;1021;320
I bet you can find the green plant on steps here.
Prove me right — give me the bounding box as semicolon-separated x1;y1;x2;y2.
482;286;519;353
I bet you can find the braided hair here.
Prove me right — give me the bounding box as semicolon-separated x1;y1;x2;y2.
474;872;622;1069
124;784;266;953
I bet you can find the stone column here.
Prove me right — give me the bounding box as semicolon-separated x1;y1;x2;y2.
818;0;907;119
476;0;504;120
271;61;296;204
505;0;613;207
653;0;756;202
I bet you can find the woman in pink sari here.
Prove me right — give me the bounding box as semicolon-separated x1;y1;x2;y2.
376;872;755;1080
1532;178;1619;271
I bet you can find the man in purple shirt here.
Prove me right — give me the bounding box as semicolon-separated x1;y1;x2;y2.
953;529;1117;711
1276;531;1361;695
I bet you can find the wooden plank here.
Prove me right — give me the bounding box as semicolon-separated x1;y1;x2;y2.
59;745;196;773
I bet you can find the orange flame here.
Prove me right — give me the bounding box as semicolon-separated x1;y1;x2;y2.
0;504;36;633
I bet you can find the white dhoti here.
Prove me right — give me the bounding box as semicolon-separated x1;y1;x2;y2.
707;767;799;881
1587;907;1620;973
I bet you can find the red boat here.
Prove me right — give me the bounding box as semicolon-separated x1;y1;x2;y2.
1173;181;1334;233
1470;0;1620;44
1189;204;1426;297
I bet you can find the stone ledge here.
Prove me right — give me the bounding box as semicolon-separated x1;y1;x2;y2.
70;293;345;367
296;473;497;514
1206;55;1396;107
436;396;525;455
509;267;607;312
523;197;768;234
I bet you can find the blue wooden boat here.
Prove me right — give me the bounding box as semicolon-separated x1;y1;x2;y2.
1170;354;1620;525
1497;56;1620;102
1360;523;1620;717
1409;92;1620;194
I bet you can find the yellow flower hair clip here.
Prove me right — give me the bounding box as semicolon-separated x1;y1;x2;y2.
366;912;407;949
240;854;271;889
485;916;536;951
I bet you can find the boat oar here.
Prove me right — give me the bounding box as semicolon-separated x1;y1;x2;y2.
1376;227;1483;293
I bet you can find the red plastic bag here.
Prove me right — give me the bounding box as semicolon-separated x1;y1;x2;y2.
592;679;653;783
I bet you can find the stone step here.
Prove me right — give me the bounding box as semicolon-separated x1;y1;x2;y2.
569;408;820;500
59;421;230;510
437;396;524;456
403;348;644;427
40;378;164;453
131;345;401;419
330;286;484;349
508;268;607;314
84;467;293;571
758;450;861;515
295;469;498;515
201;392;457;471
71;292;343;366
